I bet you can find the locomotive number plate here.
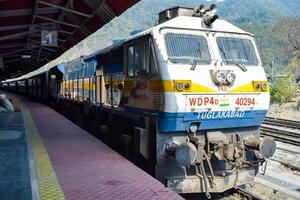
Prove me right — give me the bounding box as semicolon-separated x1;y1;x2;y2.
186;94;262;111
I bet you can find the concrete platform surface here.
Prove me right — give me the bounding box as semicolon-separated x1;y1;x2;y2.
8;94;184;200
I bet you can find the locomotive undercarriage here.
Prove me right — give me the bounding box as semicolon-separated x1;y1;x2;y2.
156;127;275;194
54;99;275;194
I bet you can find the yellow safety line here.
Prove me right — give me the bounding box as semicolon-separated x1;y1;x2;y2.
21;104;65;200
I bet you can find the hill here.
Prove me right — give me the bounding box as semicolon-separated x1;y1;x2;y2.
56;0;300;72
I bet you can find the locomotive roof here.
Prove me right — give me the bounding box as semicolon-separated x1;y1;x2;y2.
81;16;252;59
2;15;252;83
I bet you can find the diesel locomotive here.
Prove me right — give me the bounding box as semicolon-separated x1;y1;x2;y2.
1;6;276;196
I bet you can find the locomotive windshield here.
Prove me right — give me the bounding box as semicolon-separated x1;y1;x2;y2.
217;37;258;66
165;33;211;65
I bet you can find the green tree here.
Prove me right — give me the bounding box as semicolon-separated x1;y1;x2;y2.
270;76;297;103
284;57;300;75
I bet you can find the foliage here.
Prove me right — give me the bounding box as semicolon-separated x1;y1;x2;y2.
240;23;287;73
270;77;297;103
284;57;300;75
271;17;300;60
297;83;300;90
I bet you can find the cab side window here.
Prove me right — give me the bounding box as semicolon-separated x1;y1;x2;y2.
127;39;157;78
127;46;136;77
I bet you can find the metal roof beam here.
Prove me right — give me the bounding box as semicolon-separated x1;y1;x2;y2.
28;41;58;52
26;0;39;54
0;31;29;42
67;36;77;45
64;12;91;36
28;39;40;44
27;52;46;58
29;49;52;56
0;9;33;17
0;24;30;31
35;7;60;15
57;38;65;42
61;0;109;48
4;56;20;61
0;44;25;49
37;0;93;18
83;0;116;22
4;59;20;64
95;2;116;22
35;24;72;35
27;45;50;53
58;29;73;35
3;54;19;59
41;46;57;52
0;46;39;57
34;14;80;28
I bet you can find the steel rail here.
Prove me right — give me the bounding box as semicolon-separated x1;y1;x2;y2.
268;158;300;171
235;187;264;200
264;117;300;130
260;126;300;146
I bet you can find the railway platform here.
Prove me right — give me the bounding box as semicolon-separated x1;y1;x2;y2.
0;92;183;200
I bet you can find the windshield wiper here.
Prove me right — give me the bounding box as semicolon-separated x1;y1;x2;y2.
191;43;202;71
219;46;247;72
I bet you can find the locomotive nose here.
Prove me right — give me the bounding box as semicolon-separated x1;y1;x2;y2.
175;142;198;166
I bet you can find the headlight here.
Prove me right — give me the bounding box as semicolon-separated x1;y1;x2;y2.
176;82;184;91
214;71;227;85
226;72;236;84
261;83;268;91
184;83;190;89
189;123;198;133
255;83;261;90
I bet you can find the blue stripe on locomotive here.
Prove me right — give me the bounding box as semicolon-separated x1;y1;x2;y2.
158;110;267;132
122;106;267;132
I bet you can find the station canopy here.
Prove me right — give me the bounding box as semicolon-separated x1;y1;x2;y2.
0;0;139;79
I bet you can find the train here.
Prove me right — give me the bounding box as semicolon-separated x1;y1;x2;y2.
1;6;276;196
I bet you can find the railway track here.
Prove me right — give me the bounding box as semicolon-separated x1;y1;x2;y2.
260;117;300;146
268;157;300;171
263;117;300;130
267;147;300;172
235;187;264;200
260;126;300;146
182;187;263;200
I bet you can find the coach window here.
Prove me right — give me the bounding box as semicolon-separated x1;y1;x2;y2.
127;39;157;78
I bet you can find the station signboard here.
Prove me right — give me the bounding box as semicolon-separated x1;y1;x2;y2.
41;30;58;47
